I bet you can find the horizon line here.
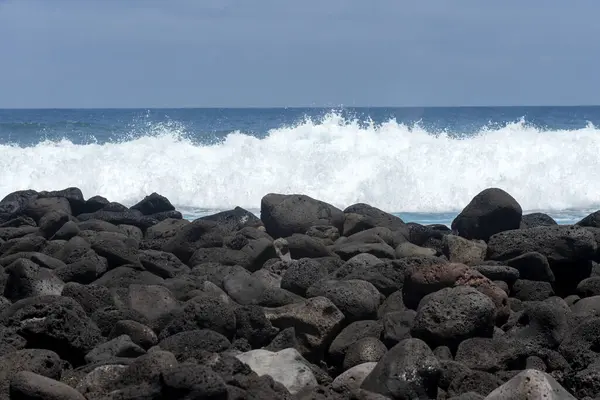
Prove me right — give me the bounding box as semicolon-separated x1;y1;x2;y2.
1;104;600;110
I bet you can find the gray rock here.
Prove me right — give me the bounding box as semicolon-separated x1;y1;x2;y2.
22;197;72;222
38;210;71;239
344;226;404;248
471;265;519;283
378;290;407;317
130;192;175;215
361;338;441;399
273;238;292;262
520;213;557;229
493;280;509;295
442;235;487;265
402;262;509;324
329;320;383;365
115;350;178;388
60;282;114;314
511;279;555;301
91;266;164;288
306;279;382;322
488;225;596;264
333;241;396;261
343;337;387;370
261;193;344;239
234;305;279;348
199;206;263;232
0;226;38;241
159;294;235;340
78;209;158;231
448;370;502;397
483;369;575;399
187;281;232;304
77;219;123;233
505;252;555;282
525;355;547;371
144;217;188;241
0;349;63;399
157;329;231;361
161;219;224;263
306;225;340;245
3;258;64;301
37;188;85;214
559;317;600;371
285;233;334;259
264;296;345;359
332;260;401;297
10;370;86;400
0;236;47;257
382;310;416;347
411;286;496;349
564;294;580;307
52;220;80;240
252;269;282;288
236;348;318;395
395;242;437;258
188;245;261;272
84;230;141;268
343;254;384;270
73;363;128;395
222;269;267;305
139;249;190;278
119;224;144;242
571;295;600;320
4;296;103;366
161;362;228;399
0;252;67;270
55;251;108;284
451;188;522;241
113;284;179;328
332;362;377;393
577;276;600;297
433;346;453;361
281;258;329;296
84;335;146;364
108;320;158;349
342;203;409;239
449;392;484;400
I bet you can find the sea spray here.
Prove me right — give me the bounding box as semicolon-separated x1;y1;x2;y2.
1;113;599;222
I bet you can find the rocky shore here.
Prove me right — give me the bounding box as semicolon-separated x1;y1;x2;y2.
1;187;600;399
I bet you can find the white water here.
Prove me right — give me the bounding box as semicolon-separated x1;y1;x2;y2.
1;114;599;223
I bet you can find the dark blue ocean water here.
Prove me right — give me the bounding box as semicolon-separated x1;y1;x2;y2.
1;107;599;225
2;107;600;145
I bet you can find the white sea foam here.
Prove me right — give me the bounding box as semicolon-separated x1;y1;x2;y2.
1;113;599;221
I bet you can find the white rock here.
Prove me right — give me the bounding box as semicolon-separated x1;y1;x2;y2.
332;362;377;393
236;348;317;395
484;369;576;400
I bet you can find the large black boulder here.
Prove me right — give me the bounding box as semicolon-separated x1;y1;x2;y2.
411;286;496;350
260;193;344;239
451;188;522;241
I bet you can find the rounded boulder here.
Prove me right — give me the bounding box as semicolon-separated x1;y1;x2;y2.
451;188;522;241
411;286;496;349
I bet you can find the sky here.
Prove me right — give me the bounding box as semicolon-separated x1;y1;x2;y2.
0;0;599;108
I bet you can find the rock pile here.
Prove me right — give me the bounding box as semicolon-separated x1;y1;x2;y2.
0;187;599;399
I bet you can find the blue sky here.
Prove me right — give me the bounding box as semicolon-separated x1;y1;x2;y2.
0;0;599;108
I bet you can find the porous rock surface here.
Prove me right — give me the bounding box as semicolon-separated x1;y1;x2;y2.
0;187;595;399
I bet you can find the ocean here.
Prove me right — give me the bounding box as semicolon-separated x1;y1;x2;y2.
1;107;599;227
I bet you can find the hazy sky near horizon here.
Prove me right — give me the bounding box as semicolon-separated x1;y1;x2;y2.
0;0;599;108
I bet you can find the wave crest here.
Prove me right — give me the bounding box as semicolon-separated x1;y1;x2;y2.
1;113;599;215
